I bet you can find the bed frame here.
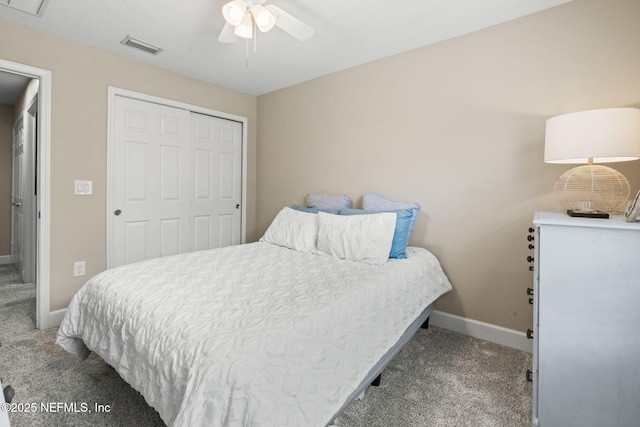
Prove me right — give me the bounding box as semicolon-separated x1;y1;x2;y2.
329;303;434;424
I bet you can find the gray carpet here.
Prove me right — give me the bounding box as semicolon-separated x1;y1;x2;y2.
0;264;532;426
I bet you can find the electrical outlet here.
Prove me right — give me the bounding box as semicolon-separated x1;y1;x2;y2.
73;261;86;277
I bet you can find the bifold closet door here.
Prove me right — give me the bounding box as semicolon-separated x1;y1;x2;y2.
190;112;242;251
112;96;243;268
113;96;191;267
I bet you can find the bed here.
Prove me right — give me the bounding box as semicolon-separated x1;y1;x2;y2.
56;205;452;427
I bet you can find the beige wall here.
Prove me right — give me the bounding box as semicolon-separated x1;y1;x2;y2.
0;18;258;311
0;104;12;256
256;0;640;332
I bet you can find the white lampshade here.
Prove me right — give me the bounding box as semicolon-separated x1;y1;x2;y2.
545;108;640;164
234;12;253;39
544;107;640;214
222;0;247;26
250;4;276;32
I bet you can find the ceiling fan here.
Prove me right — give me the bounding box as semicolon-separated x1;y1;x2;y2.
218;0;315;43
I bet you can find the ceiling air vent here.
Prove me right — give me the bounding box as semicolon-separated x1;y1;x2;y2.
121;36;163;55
0;0;51;17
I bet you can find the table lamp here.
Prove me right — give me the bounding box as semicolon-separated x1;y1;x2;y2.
544;107;640;216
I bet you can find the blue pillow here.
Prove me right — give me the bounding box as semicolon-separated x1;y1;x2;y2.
291;204;339;214
339;208;413;259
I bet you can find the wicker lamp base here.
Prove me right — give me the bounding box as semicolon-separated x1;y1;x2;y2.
554;165;630;214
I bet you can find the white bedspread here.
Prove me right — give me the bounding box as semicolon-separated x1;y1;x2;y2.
56;242;452;427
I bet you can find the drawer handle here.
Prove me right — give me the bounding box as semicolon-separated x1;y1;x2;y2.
527;329;534;339
527;288;534;295
529;266;534;271
526;369;533;382
527;256;534;263
527;235;535;242
528;244;534;250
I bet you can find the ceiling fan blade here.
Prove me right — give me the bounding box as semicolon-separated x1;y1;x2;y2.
218;22;239;43
265;4;315;41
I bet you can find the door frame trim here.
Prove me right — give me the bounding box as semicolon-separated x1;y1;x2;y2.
0;59;52;330
106;86;248;269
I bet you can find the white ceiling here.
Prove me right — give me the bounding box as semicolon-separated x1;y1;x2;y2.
0;0;573;96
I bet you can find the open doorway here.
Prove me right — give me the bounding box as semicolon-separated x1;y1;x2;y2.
0;59;51;330
1;72;38;327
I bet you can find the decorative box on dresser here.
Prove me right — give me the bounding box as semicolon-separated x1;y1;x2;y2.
531;211;640;427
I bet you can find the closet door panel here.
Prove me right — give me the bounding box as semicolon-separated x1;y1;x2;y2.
111;96;243;267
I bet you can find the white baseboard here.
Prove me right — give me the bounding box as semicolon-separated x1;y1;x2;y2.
48;308;67;328
430;310;532;353
0;255;11;265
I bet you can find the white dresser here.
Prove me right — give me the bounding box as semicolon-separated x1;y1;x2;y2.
531;211;640;426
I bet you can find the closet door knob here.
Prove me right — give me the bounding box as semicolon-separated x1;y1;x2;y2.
114;209;122;216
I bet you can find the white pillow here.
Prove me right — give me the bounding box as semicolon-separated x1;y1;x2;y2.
317;211;396;265
260;207;318;253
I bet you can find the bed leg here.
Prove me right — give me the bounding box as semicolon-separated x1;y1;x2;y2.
371;374;381;387
421;316;430;329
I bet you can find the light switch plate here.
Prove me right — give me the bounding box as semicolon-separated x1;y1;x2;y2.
74;180;93;195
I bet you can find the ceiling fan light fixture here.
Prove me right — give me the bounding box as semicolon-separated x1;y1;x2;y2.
222;0;247;26
250;4;276;32
264;4;315;41
217;1;315;47
234;12;253;39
